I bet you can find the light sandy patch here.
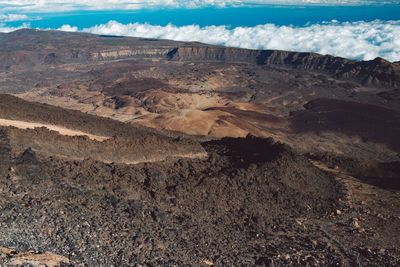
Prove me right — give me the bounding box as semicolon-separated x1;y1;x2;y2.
122;151;209;165
0;118;109;141
0;246;70;267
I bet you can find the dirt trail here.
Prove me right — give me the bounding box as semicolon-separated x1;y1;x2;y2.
312;160;400;266
0;118;109;141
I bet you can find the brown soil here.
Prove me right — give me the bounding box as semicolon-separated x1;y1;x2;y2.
0;132;350;266
308;151;400;191
290;98;400;152
0;130;398;266
311;160;400;267
0;29;399;266
290;99;400;161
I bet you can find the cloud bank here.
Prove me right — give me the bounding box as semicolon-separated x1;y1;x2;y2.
0;14;28;22
0;0;399;13
72;20;400;62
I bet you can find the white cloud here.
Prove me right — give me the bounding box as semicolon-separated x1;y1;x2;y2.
0;0;236;12
0;22;30;32
58;24;78;32
0;13;28;22
71;20;400;62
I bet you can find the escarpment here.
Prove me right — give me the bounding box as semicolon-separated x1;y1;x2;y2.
167;46;261;63
168;46;400;89
90;48;171;60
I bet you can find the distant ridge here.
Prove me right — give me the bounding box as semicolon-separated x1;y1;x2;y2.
0;29;399;89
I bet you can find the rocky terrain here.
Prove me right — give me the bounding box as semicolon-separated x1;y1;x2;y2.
0;29;399;266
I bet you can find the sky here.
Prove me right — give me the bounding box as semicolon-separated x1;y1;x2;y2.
0;1;400;12
0;1;400;62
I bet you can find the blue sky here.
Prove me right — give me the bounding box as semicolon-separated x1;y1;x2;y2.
0;0;399;13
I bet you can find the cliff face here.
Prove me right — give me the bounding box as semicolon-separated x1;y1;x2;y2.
167;46;261;63
258;51;400;88
90;48;170;60
168;46;400;89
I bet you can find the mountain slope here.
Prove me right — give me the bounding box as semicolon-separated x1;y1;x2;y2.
0;29;399;266
0;94;205;164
